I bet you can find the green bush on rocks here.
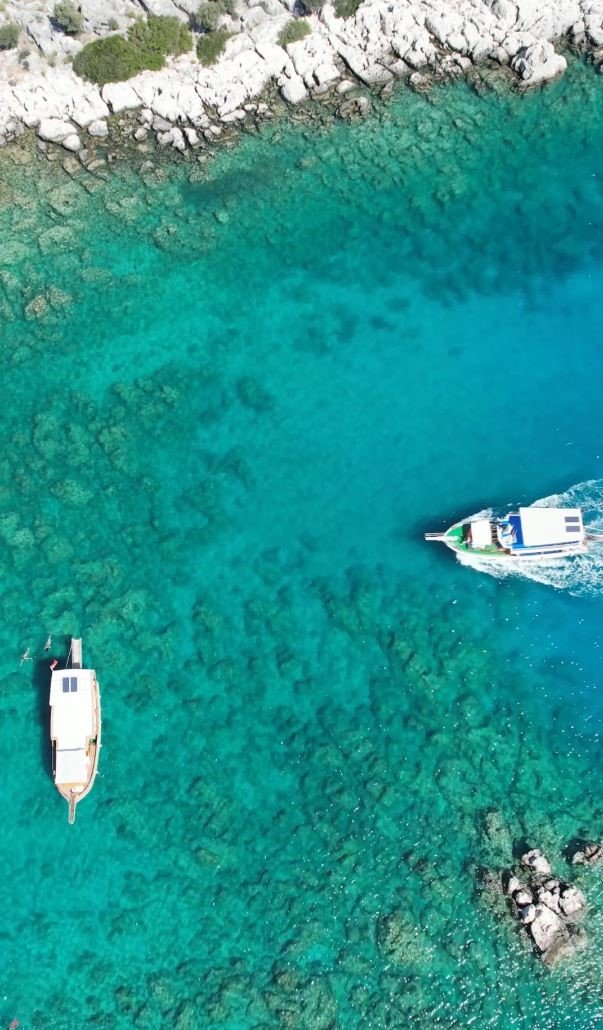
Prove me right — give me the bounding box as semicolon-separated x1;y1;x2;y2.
127;14;192;60
334;0;361;16
191;0;236;33
73;34;147;84
73;15;192;85
53;1;84;34
192;2;220;32
196;28;231;65
277;19;310;46
0;21;19;49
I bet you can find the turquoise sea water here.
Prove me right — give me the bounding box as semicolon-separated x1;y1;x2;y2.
1;58;603;1027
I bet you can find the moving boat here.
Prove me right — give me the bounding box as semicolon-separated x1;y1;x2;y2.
425;506;603;561
49;638;101;824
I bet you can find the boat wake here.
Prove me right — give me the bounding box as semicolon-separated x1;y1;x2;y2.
456;480;603;595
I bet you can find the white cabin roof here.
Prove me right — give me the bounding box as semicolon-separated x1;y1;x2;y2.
518;507;583;547
56;748;88;784
49;663;94;753
470;519;492;548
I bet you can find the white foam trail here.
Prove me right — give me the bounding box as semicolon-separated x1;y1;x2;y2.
456;480;603;595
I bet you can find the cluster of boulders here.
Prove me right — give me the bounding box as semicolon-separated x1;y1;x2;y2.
503;849;587;966
0;0;603;156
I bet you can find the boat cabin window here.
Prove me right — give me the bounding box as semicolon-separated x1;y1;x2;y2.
70;677;78;692
62;677;69;693
62;676;78;692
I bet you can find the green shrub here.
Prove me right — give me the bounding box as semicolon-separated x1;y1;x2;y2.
192;2;220;33
73;16;191;84
53;1;84;34
191;0;236;32
128;15;191;59
300;0;322;11
196;28;231;65
73;34;144;83
0;21;19;49
334;0;361;16
277;18;310;46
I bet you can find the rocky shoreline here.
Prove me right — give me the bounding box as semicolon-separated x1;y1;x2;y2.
1;0;603;163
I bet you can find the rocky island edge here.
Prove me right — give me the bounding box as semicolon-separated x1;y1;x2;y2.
0;0;603;161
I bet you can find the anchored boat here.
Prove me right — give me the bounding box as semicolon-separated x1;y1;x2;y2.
49;638;101;824
425;506;603;561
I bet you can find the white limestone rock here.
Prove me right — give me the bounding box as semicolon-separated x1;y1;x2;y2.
79;0;141;33
102;81;141;113
172;0;201;14
571;841;603;866
70;93;110;128
518;903;536;924
558;886;586;918
491;0;518;29
151;91;182;122
138;0;188;20
585;11;603;46
338;42;393;85
505;875;522;897
255;0;284;15
521;849;552;876
62;132;82;151
170;126;186;150
529;904;566;953
511;40;567;84
425;9;467;51
183;125;200;145
287;34;340;88
279;71;308;103
38;116;75;142
537;888;561;913
241;4;272;32
87;118;109;137
254;39;291;76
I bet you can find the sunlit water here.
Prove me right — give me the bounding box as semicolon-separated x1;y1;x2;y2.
1;58;603;1028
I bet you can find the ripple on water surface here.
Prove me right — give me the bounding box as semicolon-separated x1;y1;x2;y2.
0;60;603;1027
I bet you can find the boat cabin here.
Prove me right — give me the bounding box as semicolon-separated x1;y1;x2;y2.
50;668;96;789
496;507;585;555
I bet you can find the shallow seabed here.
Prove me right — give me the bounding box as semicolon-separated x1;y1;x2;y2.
1;58;603;1028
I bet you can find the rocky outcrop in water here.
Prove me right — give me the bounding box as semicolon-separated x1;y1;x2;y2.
570;841;603;866
0;0;602;156
498;849;587;966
